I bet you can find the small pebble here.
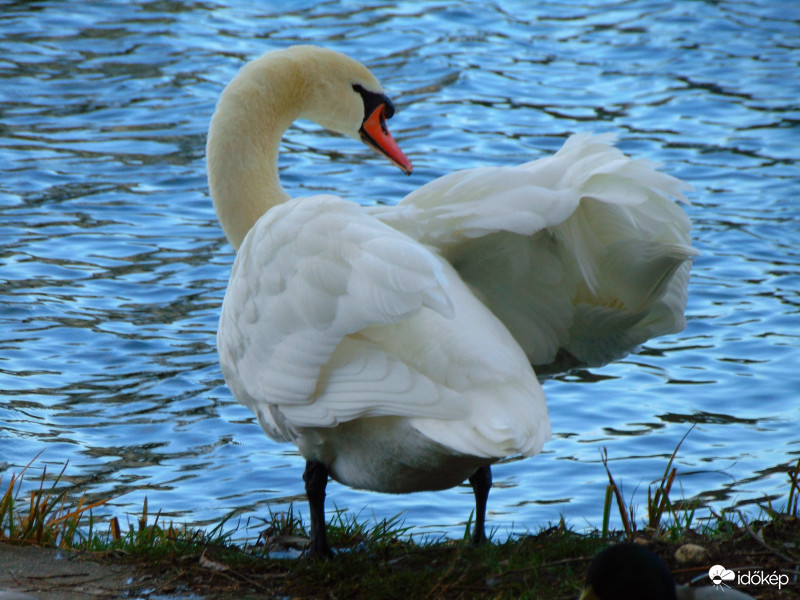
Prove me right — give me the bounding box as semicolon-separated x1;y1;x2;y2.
674;543;708;565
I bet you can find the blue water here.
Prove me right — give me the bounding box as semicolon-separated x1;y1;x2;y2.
1;1;799;542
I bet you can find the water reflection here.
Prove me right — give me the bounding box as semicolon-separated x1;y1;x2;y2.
1;1;799;537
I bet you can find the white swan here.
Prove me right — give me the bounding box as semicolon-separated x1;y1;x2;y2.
207;45;694;557
208;45;550;557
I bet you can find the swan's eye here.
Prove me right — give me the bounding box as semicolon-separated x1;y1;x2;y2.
383;98;396;119
353;83;395;122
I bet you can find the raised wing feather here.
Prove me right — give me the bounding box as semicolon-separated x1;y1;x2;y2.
371;133;697;370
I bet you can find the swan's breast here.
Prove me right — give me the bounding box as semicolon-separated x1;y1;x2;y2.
295;416;492;493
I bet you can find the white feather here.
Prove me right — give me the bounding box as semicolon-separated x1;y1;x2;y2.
217;195;549;481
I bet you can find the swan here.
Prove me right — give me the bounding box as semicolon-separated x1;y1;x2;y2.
208;45;550;557
207;45;695;557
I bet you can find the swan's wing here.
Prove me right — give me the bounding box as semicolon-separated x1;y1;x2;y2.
371;133;697;369
217;195;461;440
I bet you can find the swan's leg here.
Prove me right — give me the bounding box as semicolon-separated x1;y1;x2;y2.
303;460;333;558
468;465;492;545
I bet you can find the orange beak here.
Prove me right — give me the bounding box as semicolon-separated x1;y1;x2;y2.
359;104;413;175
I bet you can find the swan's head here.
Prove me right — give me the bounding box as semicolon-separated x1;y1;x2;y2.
290;45;413;175
208;46;413;250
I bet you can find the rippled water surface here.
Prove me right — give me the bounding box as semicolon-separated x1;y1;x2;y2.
2;1;799;540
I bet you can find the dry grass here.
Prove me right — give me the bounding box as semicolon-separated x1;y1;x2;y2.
0;453;112;547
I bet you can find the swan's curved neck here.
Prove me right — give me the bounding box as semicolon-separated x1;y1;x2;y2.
207;57;308;250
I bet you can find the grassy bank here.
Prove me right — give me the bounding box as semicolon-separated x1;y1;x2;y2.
2;451;798;599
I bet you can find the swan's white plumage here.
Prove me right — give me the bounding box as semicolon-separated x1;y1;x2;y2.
372;132;697;369
209;45;693;505
217;194;549;489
